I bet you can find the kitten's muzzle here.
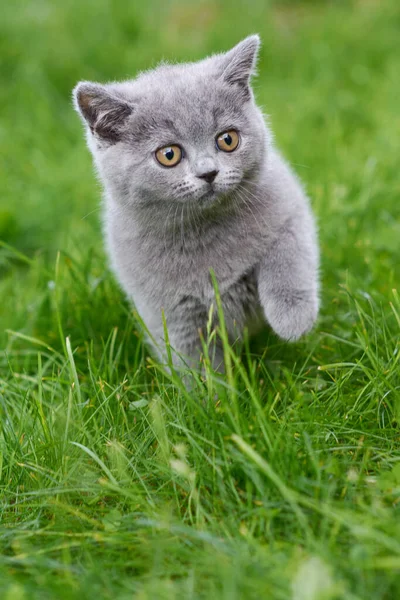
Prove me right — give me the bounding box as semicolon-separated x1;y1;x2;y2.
196;169;219;184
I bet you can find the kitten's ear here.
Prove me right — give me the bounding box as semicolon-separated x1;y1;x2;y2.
217;35;260;95
73;82;133;142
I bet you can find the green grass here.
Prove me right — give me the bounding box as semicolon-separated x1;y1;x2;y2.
1;0;400;598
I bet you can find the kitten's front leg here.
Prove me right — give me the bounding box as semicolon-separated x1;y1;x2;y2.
257;217;319;341
150;297;224;373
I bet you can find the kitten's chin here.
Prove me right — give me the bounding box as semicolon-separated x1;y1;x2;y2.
195;182;240;208
198;188;218;205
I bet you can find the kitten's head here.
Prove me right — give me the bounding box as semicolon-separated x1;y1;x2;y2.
73;35;269;214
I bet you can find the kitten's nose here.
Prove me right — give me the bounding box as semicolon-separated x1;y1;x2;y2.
197;169;219;184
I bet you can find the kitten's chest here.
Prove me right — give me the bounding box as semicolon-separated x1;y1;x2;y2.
108;205;268;311
139;217;266;303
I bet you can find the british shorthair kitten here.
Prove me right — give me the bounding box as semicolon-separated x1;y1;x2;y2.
73;35;319;371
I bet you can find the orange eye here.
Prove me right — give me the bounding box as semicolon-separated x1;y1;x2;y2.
155;145;182;167
216;130;240;152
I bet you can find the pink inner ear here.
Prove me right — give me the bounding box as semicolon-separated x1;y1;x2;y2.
78;90;94;112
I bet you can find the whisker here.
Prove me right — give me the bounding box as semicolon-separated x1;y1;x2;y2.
234;184;271;231
172;203;180;247
163;202;176;252
81;206;101;220
180;204;185;250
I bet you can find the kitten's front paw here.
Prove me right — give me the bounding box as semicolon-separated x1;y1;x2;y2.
263;289;319;341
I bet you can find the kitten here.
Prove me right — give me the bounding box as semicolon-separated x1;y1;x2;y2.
73;35;319;371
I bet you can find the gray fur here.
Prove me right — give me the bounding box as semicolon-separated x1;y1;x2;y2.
73;35;319;370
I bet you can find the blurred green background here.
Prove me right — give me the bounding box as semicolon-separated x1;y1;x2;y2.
1;1;400;599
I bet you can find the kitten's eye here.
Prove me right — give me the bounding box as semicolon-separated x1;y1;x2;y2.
155;145;182;167
216;130;240;153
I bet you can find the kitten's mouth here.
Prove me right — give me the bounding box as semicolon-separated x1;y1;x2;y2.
198;187;218;204
201;189;215;199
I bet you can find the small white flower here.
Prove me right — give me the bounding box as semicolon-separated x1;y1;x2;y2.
292;556;336;600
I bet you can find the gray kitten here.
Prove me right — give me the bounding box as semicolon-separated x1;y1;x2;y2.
73;35;319;371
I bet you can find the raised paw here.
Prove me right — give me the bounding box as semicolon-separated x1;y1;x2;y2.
262;288;319;341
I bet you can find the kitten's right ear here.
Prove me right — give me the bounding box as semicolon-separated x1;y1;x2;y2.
73;82;133;143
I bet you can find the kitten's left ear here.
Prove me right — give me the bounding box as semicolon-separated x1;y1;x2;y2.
217;35;260;95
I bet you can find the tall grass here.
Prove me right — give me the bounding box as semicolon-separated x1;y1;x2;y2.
1;0;400;597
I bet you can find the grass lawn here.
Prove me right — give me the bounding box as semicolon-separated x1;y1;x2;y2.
1;0;400;598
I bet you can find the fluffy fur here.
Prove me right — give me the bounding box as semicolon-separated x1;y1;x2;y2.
73;35;319;370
